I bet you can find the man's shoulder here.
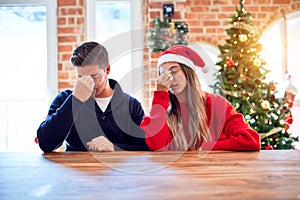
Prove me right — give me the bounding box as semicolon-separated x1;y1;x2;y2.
51;89;72;103
56;89;72;99
122;92;141;104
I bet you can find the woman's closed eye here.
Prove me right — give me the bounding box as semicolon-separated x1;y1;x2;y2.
170;70;178;75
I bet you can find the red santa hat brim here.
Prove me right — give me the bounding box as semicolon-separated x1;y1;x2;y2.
157;45;209;73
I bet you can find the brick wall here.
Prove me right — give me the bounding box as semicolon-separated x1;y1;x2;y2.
56;0;300;112
57;0;85;91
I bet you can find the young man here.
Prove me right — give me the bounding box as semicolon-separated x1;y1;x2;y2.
37;41;149;152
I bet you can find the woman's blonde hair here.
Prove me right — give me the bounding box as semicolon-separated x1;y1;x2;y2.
167;64;211;150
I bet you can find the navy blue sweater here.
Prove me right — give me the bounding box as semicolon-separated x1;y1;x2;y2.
37;79;149;152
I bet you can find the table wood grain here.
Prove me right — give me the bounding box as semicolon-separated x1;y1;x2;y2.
1;150;300;200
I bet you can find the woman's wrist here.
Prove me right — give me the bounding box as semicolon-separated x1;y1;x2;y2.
157;84;169;92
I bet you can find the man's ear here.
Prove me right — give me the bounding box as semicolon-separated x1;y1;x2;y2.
105;64;111;75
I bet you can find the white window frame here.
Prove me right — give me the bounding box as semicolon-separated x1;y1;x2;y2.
0;0;58;97
86;0;143;101
0;0;57;152
283;11;300;75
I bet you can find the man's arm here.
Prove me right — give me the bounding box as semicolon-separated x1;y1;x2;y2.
36;91;83;152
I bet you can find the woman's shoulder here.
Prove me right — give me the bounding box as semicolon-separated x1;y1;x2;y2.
205;92;228;102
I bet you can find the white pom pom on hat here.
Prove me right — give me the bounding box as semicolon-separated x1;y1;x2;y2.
157;45;209;73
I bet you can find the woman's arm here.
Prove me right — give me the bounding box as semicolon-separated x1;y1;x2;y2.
202;94;261;151
140;91;173;151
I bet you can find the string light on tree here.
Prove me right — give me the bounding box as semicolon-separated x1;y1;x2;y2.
239;34;248;42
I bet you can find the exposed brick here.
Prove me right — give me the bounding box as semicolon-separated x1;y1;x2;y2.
68;18;75;25
57;17;66;25
273;0;290;4
198;13;218;20
190;6;210;12
186;13;197;19
191;0;211;5
149;2;162;9
58;36;77;43
58;45;73;52
188;20;201;26
58;81;72;89
77;17;84;24
189;27;204;33
58;27;77;34
60;8;83;15
260;6;278;12
150;11;161;18
58;63;63;71
57;0;77;6
246;6;260;12
203;20;221;26
217;13;233;19
61;53;72;62
221;6;236;12
58;72;69;80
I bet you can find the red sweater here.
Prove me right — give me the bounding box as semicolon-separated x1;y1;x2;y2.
141;91;261;151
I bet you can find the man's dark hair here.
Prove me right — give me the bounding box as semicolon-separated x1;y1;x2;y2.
70;41;109;69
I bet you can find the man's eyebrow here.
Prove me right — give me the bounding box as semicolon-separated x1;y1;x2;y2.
91;73;99;77
77;73;99;78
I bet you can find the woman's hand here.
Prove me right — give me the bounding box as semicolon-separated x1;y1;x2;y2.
157;72;173;91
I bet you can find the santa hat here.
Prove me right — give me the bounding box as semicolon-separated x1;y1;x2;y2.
157;45;209;73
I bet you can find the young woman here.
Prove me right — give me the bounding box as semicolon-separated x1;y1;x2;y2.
141;45;260;151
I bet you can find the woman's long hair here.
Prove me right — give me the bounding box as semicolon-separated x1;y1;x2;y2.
167;64;211;150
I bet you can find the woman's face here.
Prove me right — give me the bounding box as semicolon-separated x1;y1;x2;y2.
160;62;187;101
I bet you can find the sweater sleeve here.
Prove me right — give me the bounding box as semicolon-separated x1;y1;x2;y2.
202;94;261;151
140;91;173;151
36;91;84;152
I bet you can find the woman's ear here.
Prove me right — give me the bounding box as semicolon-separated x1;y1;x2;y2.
105;64;111;75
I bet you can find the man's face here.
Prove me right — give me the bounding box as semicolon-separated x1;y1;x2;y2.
76;64;108;98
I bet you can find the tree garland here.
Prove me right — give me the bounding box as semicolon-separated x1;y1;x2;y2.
147;16;189;53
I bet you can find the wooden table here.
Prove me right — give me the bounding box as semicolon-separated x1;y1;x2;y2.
1;150;300;200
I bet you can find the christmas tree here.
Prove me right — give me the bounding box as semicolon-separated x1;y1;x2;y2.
213;0;298;149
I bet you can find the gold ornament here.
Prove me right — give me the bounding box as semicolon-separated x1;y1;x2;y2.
254;58;261;67
261;100;270;110
232;21;254;33
239;34;248;42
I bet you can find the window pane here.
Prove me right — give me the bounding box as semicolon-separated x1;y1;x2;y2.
95;2;132;83
0;5;47;100
287;17;300;89
260;22;286;96
0;5;48;152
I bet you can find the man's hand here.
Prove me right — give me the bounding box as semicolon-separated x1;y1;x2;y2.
87;136;114;152
73;75;95;102
157;72;173;91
